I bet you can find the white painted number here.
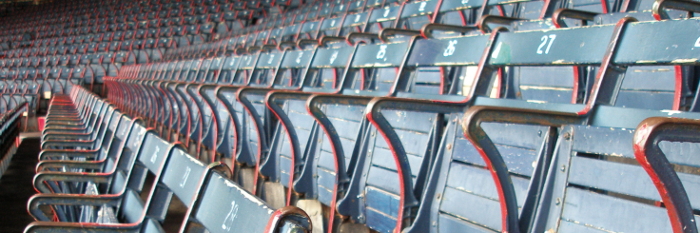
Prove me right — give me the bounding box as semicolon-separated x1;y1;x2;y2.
354;14;361;22
419;2;427;12
330;20;336;27
296;52;303;64
221;201;239;231
383;8;390;17
267;54;275;64
695;36;700;47
443;40;457;57
537;34;557;55
461;0;469;4
329;51;339;64
376;45;387;59
150;146;160;163
179;166;191;187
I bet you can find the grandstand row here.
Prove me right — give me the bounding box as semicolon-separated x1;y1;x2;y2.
0;0;697;232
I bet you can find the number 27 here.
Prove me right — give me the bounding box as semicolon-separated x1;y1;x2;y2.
537;34;556;54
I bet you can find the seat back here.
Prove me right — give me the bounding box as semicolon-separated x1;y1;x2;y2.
531;124;696;232
187;170;312;233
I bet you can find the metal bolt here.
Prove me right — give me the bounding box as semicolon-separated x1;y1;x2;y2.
371;132;375;137
560;165;566;172
537;130;542;137
446;144;452;150
436;193;442;200
555;198;561;205
563;132;571;140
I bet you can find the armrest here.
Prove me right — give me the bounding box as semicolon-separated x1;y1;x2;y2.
39;150;99;161
260;91;312;177
461;105;584;233
247;45;263;53
25;221;141;233
346;32;379;45
41;141;96;150
378;28;421;42
653;0;700;20
552;8;599;28
319;36;346;47
633;117;700;233
27;193;122;221
279;41;298;50
264;206;313;233
42;132;94;140
36;160;104;173
33;172;113;194
43;127;89;134
477;15;523;33
359;97;465;231
296;39;318;49
420;23;477;38
45;118;84;124
261;44;277;51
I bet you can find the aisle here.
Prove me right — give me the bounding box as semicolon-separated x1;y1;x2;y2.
0;138;40;232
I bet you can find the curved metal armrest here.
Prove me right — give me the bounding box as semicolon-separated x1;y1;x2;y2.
261;44;278;51
264;206;313;233
248;46;263;53
41;140;96;150
45;113;80;118
279;41;298;50
42;132;94;141
633;117;700;233
378;28;421;42
296;39;318;49
319;36;346;47
302;94;374;193
25;221;142;233
28;193;122;221
461;105;585;233
420;23;477;38
553;8;599;28
346;32;379;45
44;124;89;130
261;91;313;175
33;172;113;193
234;46;248;55
362;97;465;230
45;120;85;126
39;150;99;161
477;15;523;33
36;160;104;173
43;127;89;134
653;0;700;20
